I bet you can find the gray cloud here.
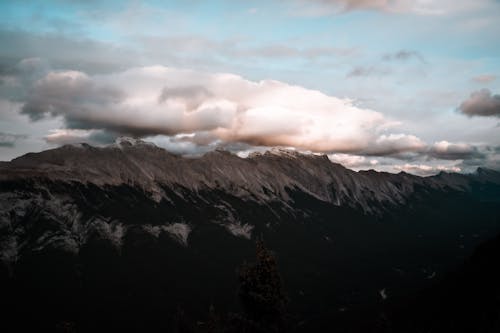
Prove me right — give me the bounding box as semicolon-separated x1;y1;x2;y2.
0;28;358;87
382;50;426;63
158;86;213;111
21;71;124;121
145;134;218;157
291;0;491;15
149;132;263;157
43;129;116;146
427;141;484;160
457;146;500;171
0;132;27;147
458;89;500;117
346;66;390;78
0;29;135;75
347;50;425;78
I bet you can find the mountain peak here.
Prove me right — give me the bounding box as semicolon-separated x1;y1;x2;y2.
267;147;301;157
249;147;324;160
2;141;500;214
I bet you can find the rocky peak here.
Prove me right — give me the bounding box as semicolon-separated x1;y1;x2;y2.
1;140;500;214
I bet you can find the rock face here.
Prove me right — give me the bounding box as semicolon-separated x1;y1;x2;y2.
2;138;499;212
1;139;500;264
1;139;500;332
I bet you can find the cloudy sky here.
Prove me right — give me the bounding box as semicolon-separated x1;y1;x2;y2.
1;0;499;175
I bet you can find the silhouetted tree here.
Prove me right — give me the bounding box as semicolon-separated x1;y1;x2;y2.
237;239;288;332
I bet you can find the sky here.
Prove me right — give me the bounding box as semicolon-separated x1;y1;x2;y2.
0;0;499;175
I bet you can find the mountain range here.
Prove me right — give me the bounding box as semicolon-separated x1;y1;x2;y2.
1;137;500;332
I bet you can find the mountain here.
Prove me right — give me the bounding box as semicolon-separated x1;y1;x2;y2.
388;232;500;333
1;138;500;332
3;137;499;213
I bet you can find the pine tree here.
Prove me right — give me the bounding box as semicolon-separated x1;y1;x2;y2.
237;240;288;332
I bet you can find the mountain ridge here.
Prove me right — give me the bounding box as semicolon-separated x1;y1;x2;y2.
2;139;500;332
1;139;499;215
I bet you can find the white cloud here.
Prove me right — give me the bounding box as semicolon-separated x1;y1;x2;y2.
394;163;461;176
21;65;427;155
362;133;426;155
328;153;378;168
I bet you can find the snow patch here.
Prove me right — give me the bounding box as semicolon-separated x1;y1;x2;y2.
379;288;387;300
143;223;191;246
226;222;253;239
164;223;191;246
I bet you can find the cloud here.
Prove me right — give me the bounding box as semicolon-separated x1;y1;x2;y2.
428;141;483;160
393;163;461;176
326;151;480;174
16;65;430;155
0;29;135;75
158;85;213;111
0;132;27;147
363;133;426;155
458;89;500;117
291;0;493;16
471;74;496;84
328;153;379;168
347;50;425;78
11;64;497;169
21;70;125;122
144;134;220;156
44;129;115;146
382;50;425;63
347;66;390;78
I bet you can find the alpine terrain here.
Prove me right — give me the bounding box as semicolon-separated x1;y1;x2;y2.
1;138;500;332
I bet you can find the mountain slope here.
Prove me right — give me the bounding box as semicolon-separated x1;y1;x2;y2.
1;139;500;332
2;138;498;213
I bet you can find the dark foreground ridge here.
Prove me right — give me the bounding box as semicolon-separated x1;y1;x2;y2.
1;139;500;332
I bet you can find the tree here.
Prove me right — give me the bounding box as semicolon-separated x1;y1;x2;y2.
237;239;288;332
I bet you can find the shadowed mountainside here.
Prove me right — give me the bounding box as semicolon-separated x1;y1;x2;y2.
1;139;500;332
